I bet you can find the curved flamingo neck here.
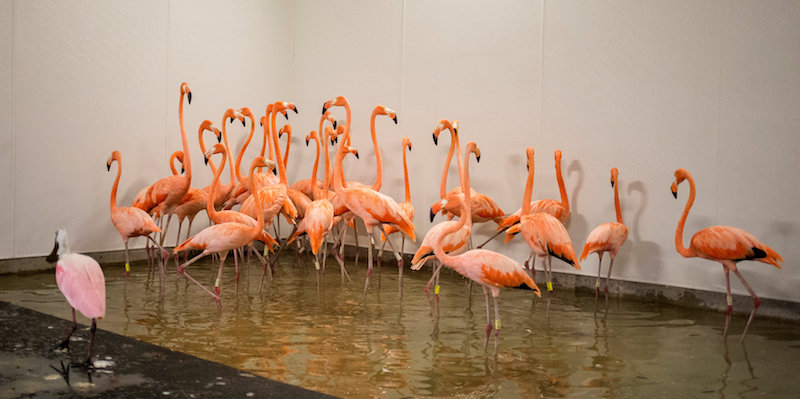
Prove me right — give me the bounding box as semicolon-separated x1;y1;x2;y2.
281;129;291;170
169;151;182;175
207;150;226;221
522;151;535;215
260;107;273;162
270;106;288;185
227;117;246;185
321;129;333;196
310;133;321;200
368;107;383;191
439;127;458;199
555;153;568;212
332;140;347;193
248;161;264;232
198;128;217;175
342;101;352;146
110;158;121;214
234;116;253;187
675;174;696;258
434;143;473;265
178;89;191;183
402;144;410;203
613;175;623;224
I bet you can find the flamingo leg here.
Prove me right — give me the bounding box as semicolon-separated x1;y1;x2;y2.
233;249;239;283
384;235;404;297
595;252;604;299
482;286;492;343
160;213;173;247
477;225;509;249
362;225;376;298
723;267;733;337
733;268;761;342
492;293;501;338
213;251;229;303
605;256;616;296
353;222;360;267
123;241;131;278
547;256;554;292
175;219;183;248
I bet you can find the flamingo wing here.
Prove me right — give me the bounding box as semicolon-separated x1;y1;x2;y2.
580;222;628;261
691;226;783;268
521;213;580;269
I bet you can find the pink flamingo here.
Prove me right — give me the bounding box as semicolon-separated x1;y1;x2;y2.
286;130;337;275
146;82;193;246
429;121;505;227
174;156;274;304
107;151;169;276
509;147;580;293
580;168;628;298
291;112;338;199
45;229;105;365
671;168;783;340
378;137;415;294
431;142;541;343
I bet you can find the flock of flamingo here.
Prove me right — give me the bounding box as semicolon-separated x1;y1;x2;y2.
44;83;783;364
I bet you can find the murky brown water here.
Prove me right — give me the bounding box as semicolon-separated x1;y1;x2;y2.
1;252;799;398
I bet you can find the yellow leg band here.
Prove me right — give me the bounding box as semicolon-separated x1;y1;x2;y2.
215;278;220;288
125;262;130;273
434;285;440;295
727;296;733;306
546;282;553;292
495;319;501;330
595;280;601;288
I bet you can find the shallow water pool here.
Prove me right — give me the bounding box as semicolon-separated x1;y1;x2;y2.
1;252;799;398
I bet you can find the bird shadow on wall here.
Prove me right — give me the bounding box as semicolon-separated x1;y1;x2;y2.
626;180;661;277
566;160;589;253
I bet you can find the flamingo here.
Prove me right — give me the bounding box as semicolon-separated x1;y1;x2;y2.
174;156;275;304
146;82;193;246
510;147;580;293
169;150;185;176
378;137;414;294
580;168;628;298
106;151;169;276
430;141;541;344
671;168;783;340
203;143;279;279
45;229;105;365
285;130;336;275
196;120;234;210
291;112;338;199
479;150;569;254
429;121;505;227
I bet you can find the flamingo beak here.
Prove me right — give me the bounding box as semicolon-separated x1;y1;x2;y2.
429;208;436;222
181;167;185;174
106;163;111;172
241;119;246;127
392;116;398;124
273;167;277;176
476;155;481;163
611;180;615;188
230;117;235;124
333;120;337;129
322;104;328;114
204;156;209;166
187;91;192;104
408;144;412;152
217;134;222;143
354;151;359;159
671;186;678;199
526;164;529;172
305;139;310;147
432;133;438;145
284;113;289;120
46;242;59;264
293;106;299;114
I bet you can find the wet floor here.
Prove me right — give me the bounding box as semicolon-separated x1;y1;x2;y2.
1;251;799;398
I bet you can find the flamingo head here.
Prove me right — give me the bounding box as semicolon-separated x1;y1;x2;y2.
279;124;292;137
224;108;245;127
250;156;276;175
554;149;562;164
199;120;222;143
46;229;69;263
611;167;619;188
432;119;457;146
204;143;226;165
321;111;337;130
305;130;319;147
273;102;297;119
239;107;255;126
466;141;480;163
402;137;412;152
671;168;689;199
322;96;348;114
525;147;535;171
341;144;359;159
106;150;121;172
375;105;398;124
180;82;192;104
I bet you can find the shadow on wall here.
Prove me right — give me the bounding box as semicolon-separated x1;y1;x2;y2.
566;159;589;259
626;180;661;279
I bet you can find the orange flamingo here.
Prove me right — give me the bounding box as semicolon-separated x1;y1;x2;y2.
378;137;414;294
328;106;415;294
509;147;580;293
429;121;504;227
291;112;338;198
580;168;628;297
671;168;783;340
286;130;337;275
431;141;541;343
45;229;106;365
106;151;169;276
147;82;193;246
196;120;235;211
174;156;274;304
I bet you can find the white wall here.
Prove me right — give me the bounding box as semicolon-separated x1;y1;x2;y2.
1;0;292;256
2;1;798;303
289;0;800;303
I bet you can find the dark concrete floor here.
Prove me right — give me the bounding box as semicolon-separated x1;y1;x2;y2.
0;301;336;398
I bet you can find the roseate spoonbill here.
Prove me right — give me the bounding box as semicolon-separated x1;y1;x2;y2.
580;168;628;298
671;168;783;340
46;229;105;365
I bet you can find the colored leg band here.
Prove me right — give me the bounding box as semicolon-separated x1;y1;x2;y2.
125;262;130;273
546;282;553;291
434;285;440;295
